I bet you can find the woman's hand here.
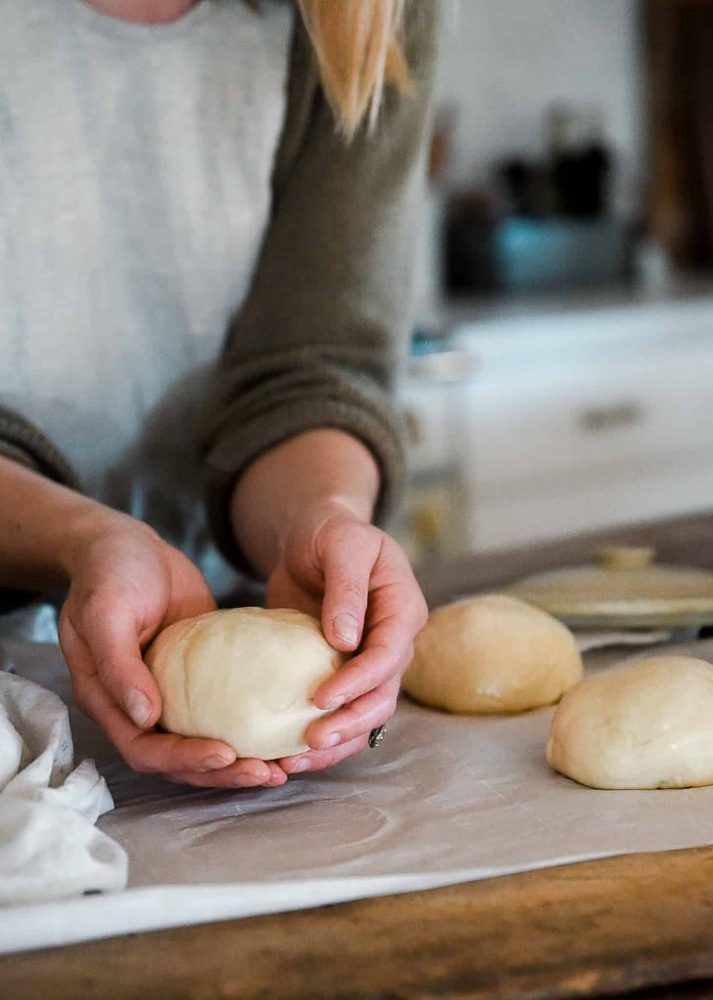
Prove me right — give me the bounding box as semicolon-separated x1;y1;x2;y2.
58;510;286;788
265;499;428;775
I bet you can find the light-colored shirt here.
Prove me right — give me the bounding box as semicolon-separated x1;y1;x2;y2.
0;0;292;587
0;1;441;590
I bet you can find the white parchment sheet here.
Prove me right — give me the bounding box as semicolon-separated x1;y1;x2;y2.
2;634;713;954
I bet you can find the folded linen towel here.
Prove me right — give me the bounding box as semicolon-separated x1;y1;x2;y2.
0;672;127;905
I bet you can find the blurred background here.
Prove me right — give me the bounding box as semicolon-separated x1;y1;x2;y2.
396;0;713;567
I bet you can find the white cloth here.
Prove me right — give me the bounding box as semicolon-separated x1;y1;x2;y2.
0;0;293;592
0;672;127;906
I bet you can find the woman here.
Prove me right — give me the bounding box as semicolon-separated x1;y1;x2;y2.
0;0;439;788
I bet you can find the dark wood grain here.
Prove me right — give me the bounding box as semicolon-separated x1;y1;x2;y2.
5;511;713;1000
6;846;713;1000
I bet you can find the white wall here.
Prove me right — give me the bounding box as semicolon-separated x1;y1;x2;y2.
435;0;645;215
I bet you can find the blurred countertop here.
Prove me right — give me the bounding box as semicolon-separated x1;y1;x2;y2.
417;272;713;341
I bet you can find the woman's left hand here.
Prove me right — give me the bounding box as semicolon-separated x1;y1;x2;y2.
265;500;428;775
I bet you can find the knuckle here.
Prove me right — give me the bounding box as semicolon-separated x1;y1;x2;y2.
398;643;415;674
355;523;381;548
71;685;91;718
79;587;111;624
336;577;368;606
383;695;399;720
331;521;378;558
129;758;153;775
93;655;127;691
58;605;79;648
415;595;429;630
386;670;403;692
367;690;397;725
343;704;370;732
332;517;367;540
57;603;70;632
121;747;140;771
367;639;392;658
122;743;151;774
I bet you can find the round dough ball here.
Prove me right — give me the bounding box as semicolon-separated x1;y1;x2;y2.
548;655;713;789
145;608;345;760
403;594;582;714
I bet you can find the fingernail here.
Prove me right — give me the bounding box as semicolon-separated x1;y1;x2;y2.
316;732;341;750
333;612;359;646
324;694;346;712
124;688;153;727
290;757;311;773
202;753;235;771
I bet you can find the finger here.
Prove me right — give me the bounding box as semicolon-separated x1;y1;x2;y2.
314;562;427;711
314;620;414;711
165;762;283;789
307;677;399;750
279;734;369;774
62;597;162;729
319;526;381;653
167;758;288;788
164;772;265;788
266;761;289;785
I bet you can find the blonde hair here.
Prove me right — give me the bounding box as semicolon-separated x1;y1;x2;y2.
297;0;412;138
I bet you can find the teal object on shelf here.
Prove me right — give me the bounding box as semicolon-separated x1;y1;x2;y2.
493;218;629;292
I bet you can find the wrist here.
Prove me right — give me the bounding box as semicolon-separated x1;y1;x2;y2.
58;501;155;580
0;458;159;594
231;429;380;577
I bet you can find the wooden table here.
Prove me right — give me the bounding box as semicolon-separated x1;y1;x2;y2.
5;512;713;1000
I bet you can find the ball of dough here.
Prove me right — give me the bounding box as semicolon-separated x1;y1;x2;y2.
145;608;345;760
548;655;713;789
402;593;582;714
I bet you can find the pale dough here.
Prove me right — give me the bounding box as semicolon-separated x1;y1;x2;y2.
402;594;582;714
145;608;345;760
547;655;713;789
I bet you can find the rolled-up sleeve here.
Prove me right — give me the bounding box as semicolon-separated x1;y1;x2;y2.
199;0;441;571
0;404;80;489
0;405;80;609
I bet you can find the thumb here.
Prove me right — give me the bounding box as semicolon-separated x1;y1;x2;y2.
62;599;162;730
319;526;380;654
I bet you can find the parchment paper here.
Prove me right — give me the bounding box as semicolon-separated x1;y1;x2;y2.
3;636;713;954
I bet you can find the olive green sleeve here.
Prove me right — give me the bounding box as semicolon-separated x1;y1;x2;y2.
0;404;80;489
199;1;441;572
0;405;81;609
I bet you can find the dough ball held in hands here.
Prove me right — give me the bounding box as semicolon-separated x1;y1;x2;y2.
403;594;583;714
548;654;713;790
145;608;346;761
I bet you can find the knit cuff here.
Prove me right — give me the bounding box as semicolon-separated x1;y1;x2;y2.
0;408;81;490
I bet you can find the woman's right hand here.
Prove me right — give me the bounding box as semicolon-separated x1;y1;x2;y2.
58;509;287;788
